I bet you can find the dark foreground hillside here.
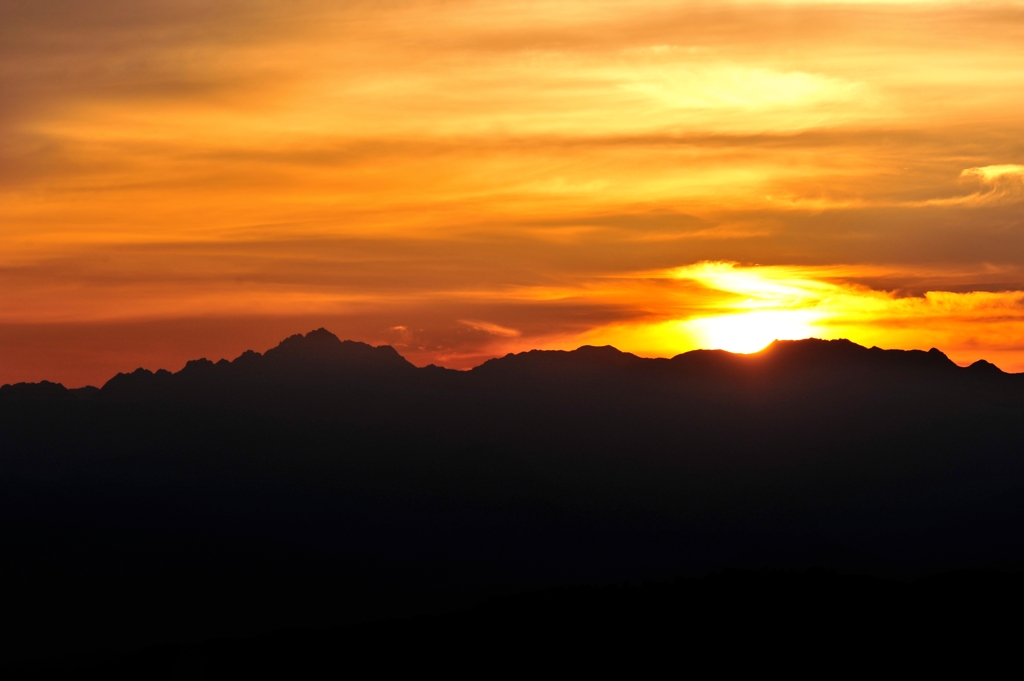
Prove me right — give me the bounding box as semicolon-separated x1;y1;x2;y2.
2;330;1024;667
10;569;1021;678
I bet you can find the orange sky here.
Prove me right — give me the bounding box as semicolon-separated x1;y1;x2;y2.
3;0;1024;386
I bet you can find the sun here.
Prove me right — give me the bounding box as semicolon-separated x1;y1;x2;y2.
686;309;820;354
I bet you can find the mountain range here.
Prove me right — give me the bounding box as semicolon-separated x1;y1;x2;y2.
3;329;1024;669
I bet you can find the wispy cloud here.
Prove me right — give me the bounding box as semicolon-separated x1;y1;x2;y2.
458;320;522;338
914;164;1024;207
962;165;1024;183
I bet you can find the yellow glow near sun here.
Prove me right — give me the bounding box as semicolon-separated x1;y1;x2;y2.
567;262;838;356
663;262;831;353
589;262;1024;363
685;309;822;354
547;260;1024;371
670;261;838;306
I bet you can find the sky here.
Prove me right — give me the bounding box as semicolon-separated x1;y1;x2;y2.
2;0;1024;386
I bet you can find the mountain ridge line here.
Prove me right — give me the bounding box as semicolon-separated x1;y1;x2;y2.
0;328;1016;394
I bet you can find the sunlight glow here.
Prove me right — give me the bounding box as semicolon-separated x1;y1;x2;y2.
664;262;834;353
557;262;1024;371
685;309;821;354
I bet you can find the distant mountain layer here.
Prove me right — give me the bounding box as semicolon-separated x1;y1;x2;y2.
2;330;1024;662
3;328;1014;397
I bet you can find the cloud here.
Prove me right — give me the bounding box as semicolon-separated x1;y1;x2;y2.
458;320;522;337
620;65;867;115
902;164;1024;208
961;164;1024;183
945;164;1024;205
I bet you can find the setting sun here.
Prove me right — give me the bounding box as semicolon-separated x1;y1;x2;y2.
552;261;1024;369
685;310;820;354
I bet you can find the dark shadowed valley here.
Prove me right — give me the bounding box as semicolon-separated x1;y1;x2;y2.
3;330;1024;675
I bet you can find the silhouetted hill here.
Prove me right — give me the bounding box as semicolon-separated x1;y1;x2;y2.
3;329;1024;668
99;329;416;398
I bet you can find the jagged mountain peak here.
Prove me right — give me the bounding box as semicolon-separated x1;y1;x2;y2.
98;329;414;394
262;328;408;367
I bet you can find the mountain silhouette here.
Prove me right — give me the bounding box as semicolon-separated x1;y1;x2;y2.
84;331;1017;398
3;329;1024;669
